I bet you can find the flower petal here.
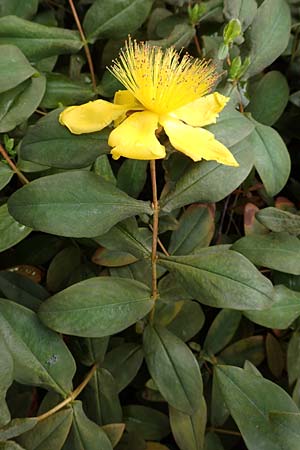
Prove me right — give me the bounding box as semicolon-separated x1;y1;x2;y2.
171;92;229;127
109;111;166;160
160;116;239;166
59;100;128;134
113;90;144;126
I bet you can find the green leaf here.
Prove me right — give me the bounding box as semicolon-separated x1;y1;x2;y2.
160;133;254;212
0;442;26;450
103;343;144;392
0;340;13;427
40;73;95;109
0;418;37;441
223;0;257;31
244;285;300;329
169;396;206;450
143;325;203;414
101;424;125;448
0;45;35;93
0;204;31;253
46;247;81;293
8;171;152;238
269;411;300;450
218;336;265;367
206;105;254;148
0;271;47;311
149;23;195;50
92;248;137;267
244;0;291;77
246;71;289;126
166;301;205;342
215;365;298;450
83;0;154;41
256;207;300;235
117;160;148;199
203;310;242;355
18;409;73;450
168;204;215;255
0;16;82;62
20;109;110;169
232;232;300;275
266;333;284;378
0;0;38;19
39;277;153;337
287;331;300;385
83;368;122;426
0;299;76;395
95;219;152;260
0;162;13;190
72;337;109;367
63;401;113;450
159;248;273;310
0;75;46;133
204;432;224;450
210;372;230;427
124;405;170;441
249;122;290;196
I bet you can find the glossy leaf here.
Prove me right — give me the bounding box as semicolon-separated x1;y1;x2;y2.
246;71;289;126
0;16;82;61
39;277;153;337
223;0;257;30
83;0;154;41
0;340;13;427
40;73;95;109
0;418;37;441
63;401;112;450
0;299;76;395
0;75;46;133
18;409;73;450
169;396;206;450
204;310;242;355
8;171;152;238
244;0;291;77
103;343;144;393
244;285;300;329
160;132;254;212
123;405;170;441
83;368;122;426
0;204;31;253
269;411;300;450
159;248;273;310
143;325;203;414
251;122;291;196
20;109;110;169
215;365;298;450
168;204;215;255
232;232;300;275
0;44;35;93
256;207;300;235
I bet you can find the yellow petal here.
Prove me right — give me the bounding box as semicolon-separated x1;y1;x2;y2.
109;111;165;160
160;116;239;166
113;90;144;126
59;100;128;134
171;92;229;127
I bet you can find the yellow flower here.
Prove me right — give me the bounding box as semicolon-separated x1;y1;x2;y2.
59;39;238;166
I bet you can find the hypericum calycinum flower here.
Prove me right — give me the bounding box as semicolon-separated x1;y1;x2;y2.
59;39;238;166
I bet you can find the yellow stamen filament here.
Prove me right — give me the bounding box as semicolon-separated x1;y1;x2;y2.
109;39;218;115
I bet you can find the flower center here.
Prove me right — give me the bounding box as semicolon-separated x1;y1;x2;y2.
109;39;218;115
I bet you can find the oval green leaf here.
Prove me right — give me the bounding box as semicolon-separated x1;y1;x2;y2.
143;324;203;414
8;171;152;238
0;204;31;253
38;277;153;337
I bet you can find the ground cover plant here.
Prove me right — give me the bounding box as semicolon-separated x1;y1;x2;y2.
0;0;300;449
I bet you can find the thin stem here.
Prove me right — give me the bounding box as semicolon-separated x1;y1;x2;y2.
207;427;241;437
0;144;29;185
37;364;98;422
193;33;202;57
149;160;159;322
68;0;97;91
149;223;169;257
